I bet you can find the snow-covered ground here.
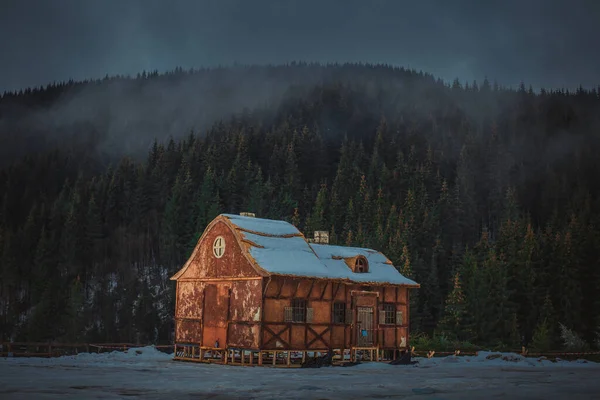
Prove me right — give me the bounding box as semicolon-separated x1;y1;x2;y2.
1;347;600;399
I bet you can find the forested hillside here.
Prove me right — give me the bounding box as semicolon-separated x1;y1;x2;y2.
1;63;599;349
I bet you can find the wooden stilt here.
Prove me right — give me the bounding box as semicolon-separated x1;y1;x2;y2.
258;351;263;366
250;351;253;365
272;351;276;366
302;351;306;364
241;350;245;366
287;351;291;366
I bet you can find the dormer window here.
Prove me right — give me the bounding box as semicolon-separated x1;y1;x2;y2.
354;256;368;273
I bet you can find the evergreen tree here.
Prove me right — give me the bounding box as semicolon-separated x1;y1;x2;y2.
305;183;328;233
438;272;469;340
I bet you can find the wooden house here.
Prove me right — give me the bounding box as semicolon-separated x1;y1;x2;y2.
171;213;419;366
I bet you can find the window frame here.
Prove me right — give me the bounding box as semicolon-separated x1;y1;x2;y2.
355;256;368;273
213;236;225;258
382;303;396;325
291;298;307;323
333;302;346;324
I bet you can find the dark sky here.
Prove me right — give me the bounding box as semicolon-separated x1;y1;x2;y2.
1;0;599;93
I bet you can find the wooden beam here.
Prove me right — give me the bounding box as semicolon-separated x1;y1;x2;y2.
319;282;329;300
306;280;315;298
267;294;358;301
375;289;380;348
332;282;341;300
263;277;272;296
306;326;331;348
275;278;287;299
262;325;290;349
178;276;263;282
227;320;261;326
175;281;180;325
291;280;301;298
259;280;266;349
304;323;308;351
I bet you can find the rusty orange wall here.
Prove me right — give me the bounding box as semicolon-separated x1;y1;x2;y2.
175;280;206;343
174;220;263;346
176;279;263;347
177;220;259;280
262;277;413;350
227;279;262;348
377;286;410;349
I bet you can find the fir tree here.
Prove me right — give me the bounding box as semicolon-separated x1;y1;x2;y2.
438;272;468;340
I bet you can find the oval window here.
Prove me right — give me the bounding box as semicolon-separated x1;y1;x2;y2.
213;236;225;258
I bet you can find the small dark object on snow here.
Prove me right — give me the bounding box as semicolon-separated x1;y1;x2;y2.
339;361;362;367
301;352;334;368
389;349;414;365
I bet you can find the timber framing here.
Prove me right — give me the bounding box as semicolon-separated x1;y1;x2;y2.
171;213;419;367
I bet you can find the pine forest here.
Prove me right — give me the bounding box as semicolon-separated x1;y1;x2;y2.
1;63;599;351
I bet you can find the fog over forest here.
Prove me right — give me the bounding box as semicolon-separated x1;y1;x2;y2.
1;63;599;352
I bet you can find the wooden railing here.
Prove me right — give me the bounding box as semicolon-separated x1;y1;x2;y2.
1;342;599;361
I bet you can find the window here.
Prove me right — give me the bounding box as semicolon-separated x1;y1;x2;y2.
285;299;309;322
333;302;346;323
355;257;368;273
382;303;396;324
213;236;225;258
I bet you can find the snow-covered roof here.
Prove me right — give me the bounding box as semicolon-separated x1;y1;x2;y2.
309;244;418;286
222;214;419;287
221;213;300;236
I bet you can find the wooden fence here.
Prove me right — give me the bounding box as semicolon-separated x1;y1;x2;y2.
1;342;599;361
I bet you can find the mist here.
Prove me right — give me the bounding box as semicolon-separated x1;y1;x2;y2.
1;0;600;94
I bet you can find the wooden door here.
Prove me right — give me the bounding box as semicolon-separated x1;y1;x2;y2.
356;306;374;346
202;284;230;348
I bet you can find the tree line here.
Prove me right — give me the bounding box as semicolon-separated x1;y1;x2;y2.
1;63;599;350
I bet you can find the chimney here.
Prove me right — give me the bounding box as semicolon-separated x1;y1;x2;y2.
313;231;329;244
240;212;256;218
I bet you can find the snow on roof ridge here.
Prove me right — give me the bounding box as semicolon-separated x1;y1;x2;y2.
309;243;383;258
221;213;302;237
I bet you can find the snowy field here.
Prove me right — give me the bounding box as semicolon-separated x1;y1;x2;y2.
1;347;600;399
